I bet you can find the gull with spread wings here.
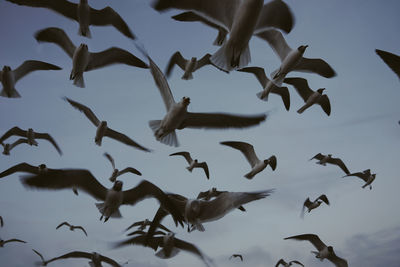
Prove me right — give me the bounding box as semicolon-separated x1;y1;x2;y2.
0;237;26;247
165;51;214;80
170;151;210;179
1;138;30;155
43;251;121;267
343;169;376;190
310;153;350;174
275;259;304;267
301;194;330;218
56;221;88;236
104;152;142;182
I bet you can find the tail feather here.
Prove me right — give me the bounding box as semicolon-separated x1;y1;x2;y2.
70;71;85;88
256;91;268;101
160;131;178;147
297;104;309;114
210;43;231;71
232;189;275;207
1;88;21;98
78;27;91;38
149;120;162;133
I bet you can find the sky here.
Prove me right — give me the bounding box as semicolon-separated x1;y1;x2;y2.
1;0;400;266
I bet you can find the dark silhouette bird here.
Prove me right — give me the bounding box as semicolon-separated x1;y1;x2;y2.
301;194;330;218
275;258;304;267
64;97;150;152
284;234;348;267
310;153;350;174
343;169;376;190
0;238;26;247
34;27;147;87
375;49;400;79
6;0;136;39
44;251;121;267
0;127;62;155
165;52;213;80
125;219;171;233
0;216;3;227
0;60;61;98
170;151;210;179
1;138;30;155
32;249;47;266
56;221;87;236
229;254;243;261
104;152;142;182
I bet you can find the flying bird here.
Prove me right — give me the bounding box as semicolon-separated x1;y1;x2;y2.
152;0;294;71
147;56;267;147
301;194;330;218
6;0;136;39
0;60;61;98
64;97;150;151
220;141;277;179
20;169;184;224
170;151;210;179
165;52;213;80
238;66;290;110
125;219;171;233
0;238;26;247
229;254;243;261
56;221;88;236
375;49;400;80
104;152;142;182
1;138;30;155
0;127;62;155
43;251;121;267
284;234;348;267
34;27;147;88
343;169;376;190
197;187;246;211
275;259;304;267
32;249;47;266
0;216;3;227
284;77;331;115
310;153;350;174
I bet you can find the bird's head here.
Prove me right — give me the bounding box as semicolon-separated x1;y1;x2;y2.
327;246;334;253
190;57;197;63
317;88;326;94
78;43;89;52
297;45;308;53
113;180;123;191
181;97;191;107
2;66;11;72
100;121;108;128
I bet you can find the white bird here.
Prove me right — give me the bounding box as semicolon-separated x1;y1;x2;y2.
43;251;121;267
257;29;336;85
34;27;147;88
284;77;331;115
147;56;267;147
284;234;348;267
7;0;136;39
220;141;277;179
169;151;210;179
1;138;30;155
0;60;61;98
0;127;62;155
56;221;88;236
152;0;294;71
65;97;150;152
275;259;304;267
103;152;142;182
165;52;213;80
310;153;350;174
343;169;376;190
301;194;330;218
375;49;400;80
0;237;26;247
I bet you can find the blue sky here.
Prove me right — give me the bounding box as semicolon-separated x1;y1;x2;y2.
1;0;400;266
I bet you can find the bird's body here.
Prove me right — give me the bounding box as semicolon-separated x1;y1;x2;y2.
301;194;330;218
310;153;350;174
56;222;87;236
170;151;209;179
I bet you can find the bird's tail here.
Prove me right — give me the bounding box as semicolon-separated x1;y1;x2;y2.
1;87;21;98
256;90;269;101
210;42;251;72
297;104;308;114
155;247;180;259
71;72;85;88
78;26;91;38
181;72;193;80
270;69;284;86
232;189;275;207
149;120;179;147
95;203;122;218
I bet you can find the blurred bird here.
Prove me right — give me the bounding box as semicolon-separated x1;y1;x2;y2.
1;138;29;155
0;127;62;155
6;0;136;39
169;151;210;179
238;66;290;110
275;259;304;267
284;234;348;267
43;251;120;267
56;221;87;236
343;169;376;190
310;153;350;174
0;216;3;227
125;219;171;233
0;60;61;98
197;188;246;212
104;152;142;182
152;0;294;71
284;77;331;115
165;52;213;80
220;141;277;179
34;27;147;88
147;56;267;147
64;97;150;151
229;254;243;261
301;194;330;218
375;49;400;80
32;249;47;266
0;237;26;247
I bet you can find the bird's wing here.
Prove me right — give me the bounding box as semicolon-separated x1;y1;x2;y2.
13;60;61;82
267;155;277;170
148;57;176;111
344;172;368;182
275;259;285;266
34;27;76;58
0;126;27;143
303;197;312;208
45;251;93;264
64;97;100;126
75;226;88;236
270;86;290;111
5;239;26;244
327;253;348;267
181;112;267;129
294;57;336;78
284;234;326;251
220;141;259;167
195;54;212;70
158;223;172;233
105;128;151;152
290;260;304;267
375;49;400;79
169;151;193;164
254;0;294;34
0;162;39;179
32;132;63;155
86;47;148;71
317;194;330;205
165;52;187;77
32;249;45;262
317;95;331;116
99;254;121;267
6;0;78;20
89;6;135;39
238;66;269;88
198;162;210;179
118;167;142;176
256;29;292;61
9;138;29;150
310;153;324;161
21;169;108;200
283;77;314;102
103;152;116;170
112;235;162;251
328;158;350;174
56;221;70;229
174;237;213;267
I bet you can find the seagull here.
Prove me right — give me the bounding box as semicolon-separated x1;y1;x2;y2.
104;152;142;182
197;188;246;212
34;27;147;88
125;219;171;233
0;237;26;247
375;49;400;80
64;97;150;152
284;77;331;115
169;151;210;179
0;216;3;227
0;60;61;98
20;169;185;224
284;234;348;267
147;56;267;147
43;251;121;267
0;127;62;155
238;66;290;110
257;29;336;85
275;259;304;267
165;52;213;80
301;194;330;218
310;153;350;174
1;138;30;155
152;0;294;71
229;254;243;261
220;141;277;179
343;169;376;190
32;249;47;266
6;0;135;39
56;221;88;236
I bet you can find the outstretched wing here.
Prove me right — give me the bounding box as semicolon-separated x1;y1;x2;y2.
238;66;269;88
118;167;142;177
317;194;330;205
195;54;212;70
283;77;315;102
165;51;188;77
34;27;76;58
284;234;326;251
169;151;193;164
33;132;63;155
256;29;292;62
0;126;27;143
182;112;267;129
174;237;213;267
64;97;100;126
328;158;350;174
220;141;259;167
375;49;400;79
310;153;324;161
295;57;336;78
13;60;61;82
75;226;88;236
105;128;151;152
104;152;116;170
32;249;45;262
255;0;294;34
198;162;209;179
56;221;70;229
45;251;92;265
9;138;30;151
0;162;39;179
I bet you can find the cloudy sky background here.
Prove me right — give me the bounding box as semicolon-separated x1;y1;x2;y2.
1;0;400;266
